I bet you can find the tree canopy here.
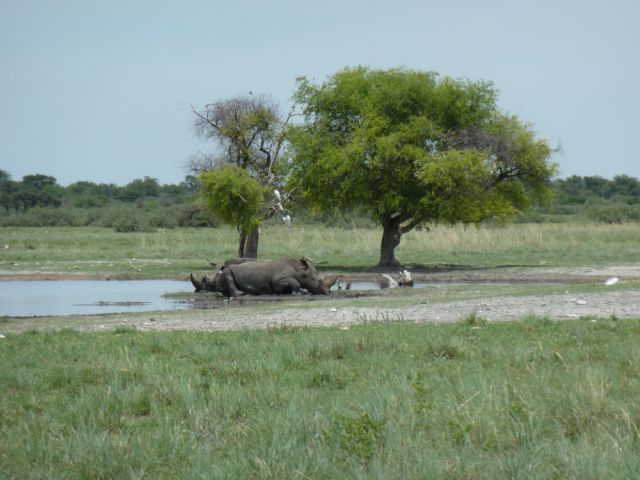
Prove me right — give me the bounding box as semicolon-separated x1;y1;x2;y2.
0;173;64;212
200;166;265;234
289;67;557;266
191;95;292;257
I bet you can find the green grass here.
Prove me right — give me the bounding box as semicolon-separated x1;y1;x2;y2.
2;222;640;477
2;319;640;478
1;223;640;277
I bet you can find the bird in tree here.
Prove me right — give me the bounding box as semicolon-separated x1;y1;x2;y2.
289;66;557;267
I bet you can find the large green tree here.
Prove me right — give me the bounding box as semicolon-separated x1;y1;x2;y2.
290;67;557;266
191;95;292;258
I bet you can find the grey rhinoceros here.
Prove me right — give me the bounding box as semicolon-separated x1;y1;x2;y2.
191;257;338;297
190;258;254;292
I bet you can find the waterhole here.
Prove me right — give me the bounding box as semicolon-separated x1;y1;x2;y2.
0;280;191;317
1;279;525;317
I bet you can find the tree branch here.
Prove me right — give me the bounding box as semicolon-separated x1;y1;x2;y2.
492;166;520;186
191;104;220;133
400;218;420;235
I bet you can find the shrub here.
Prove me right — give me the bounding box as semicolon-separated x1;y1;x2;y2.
111;208;155;233
584;203;640;223
148;210;178;229
177;207;218;227
338;412;385;464
0;207;88;227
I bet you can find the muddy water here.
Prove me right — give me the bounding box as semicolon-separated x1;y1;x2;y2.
0;280;191;317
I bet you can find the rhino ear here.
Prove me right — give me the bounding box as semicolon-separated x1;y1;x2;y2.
300;257;310;269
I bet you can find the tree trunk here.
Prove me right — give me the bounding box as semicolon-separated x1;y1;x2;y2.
244;227;260;258
378;219;403;267
237;226;259;258
237;230;247;258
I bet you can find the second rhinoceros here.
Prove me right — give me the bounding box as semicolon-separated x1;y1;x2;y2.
217;257;331;297
190;258;255;292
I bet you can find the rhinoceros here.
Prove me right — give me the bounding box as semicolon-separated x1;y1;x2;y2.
191;257;338;297
190;258;255;292
216;257;332;296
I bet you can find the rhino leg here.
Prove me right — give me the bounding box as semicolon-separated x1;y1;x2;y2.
273;277;302;294
217;268;246;297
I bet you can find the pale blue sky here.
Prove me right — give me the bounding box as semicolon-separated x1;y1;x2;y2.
1;0;638;185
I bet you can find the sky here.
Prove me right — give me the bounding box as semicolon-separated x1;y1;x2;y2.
1;0;639;186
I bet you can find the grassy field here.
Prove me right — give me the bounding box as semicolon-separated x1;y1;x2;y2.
2;223;640;478
2;318;640;478
1;222;640;277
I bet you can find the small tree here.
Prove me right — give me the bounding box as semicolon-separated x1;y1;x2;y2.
199;166;266;257
190;94;292;258
290;67;557;266
12;174;64;212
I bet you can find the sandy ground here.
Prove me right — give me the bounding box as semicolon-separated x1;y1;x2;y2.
68;290;638;333
2;264;640;333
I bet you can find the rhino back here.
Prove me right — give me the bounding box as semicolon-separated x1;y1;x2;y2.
228;261;293;294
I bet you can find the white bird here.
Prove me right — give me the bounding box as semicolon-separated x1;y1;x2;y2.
605;277;619;286
283;215;292;229
273;189;281;202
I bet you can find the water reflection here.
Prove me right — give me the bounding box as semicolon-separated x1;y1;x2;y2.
0;280;191;317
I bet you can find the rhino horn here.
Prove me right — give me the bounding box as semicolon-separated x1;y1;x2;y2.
190;273;205;292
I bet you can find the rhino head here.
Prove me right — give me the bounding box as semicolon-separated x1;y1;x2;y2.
297;258;331;295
